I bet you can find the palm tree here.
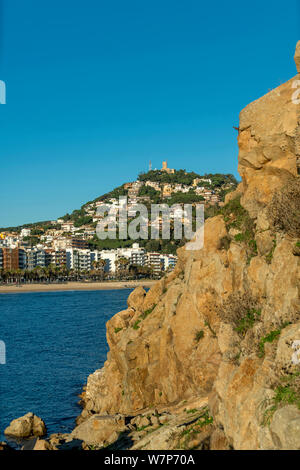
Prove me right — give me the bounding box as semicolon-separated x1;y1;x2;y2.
116;257;130;279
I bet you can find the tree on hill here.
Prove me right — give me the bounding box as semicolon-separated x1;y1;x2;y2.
95;185;128;202
138;169;238;189
138;169;200;185
164;190;205;205
138;185;161;203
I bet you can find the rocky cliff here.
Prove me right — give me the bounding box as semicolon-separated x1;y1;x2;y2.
74;43;300;450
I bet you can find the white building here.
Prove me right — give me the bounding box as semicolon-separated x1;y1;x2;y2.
54;237;71;250
160;254;177;272
1;236;18;248
21;228;31;238
99;250;118;273
147;252;161;274
145;181;160;191
130;243;147;266
40;234;53;244
97;243;147;273
66;248;92;271
61;222;75;232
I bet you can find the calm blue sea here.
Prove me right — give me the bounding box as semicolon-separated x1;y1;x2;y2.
0;289;131;442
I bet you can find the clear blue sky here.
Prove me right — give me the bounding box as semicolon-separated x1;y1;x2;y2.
0;0;299;227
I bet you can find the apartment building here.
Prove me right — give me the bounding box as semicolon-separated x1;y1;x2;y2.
40;235;53;244
97;244;146;273
66;248;98;271
90;250;102;267
53;237;70;250
23;248;67;270
0;236;18;249
160;254;177;271
2;247;22;270
2;247;19;270
72;249;92;272
20;228;31;238
127;243;146;266
71;238;89;250
99;250;118;273
19;249;27;270
26;249;46;270
131;250;147;267
147;252;162;274
0;242;176;275
61;221;75;232
52;250;67;267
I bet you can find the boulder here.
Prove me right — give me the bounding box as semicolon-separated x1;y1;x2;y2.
70;414;126;446
138;416;150;428
4;413;46;438
33;439;50;451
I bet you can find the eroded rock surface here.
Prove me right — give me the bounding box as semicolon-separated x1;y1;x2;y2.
4;413;46;438
73;43;300;450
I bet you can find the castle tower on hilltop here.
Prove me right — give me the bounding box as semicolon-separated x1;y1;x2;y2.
161;160;175;174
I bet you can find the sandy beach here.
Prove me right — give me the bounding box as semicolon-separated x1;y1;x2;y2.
0;280;156;294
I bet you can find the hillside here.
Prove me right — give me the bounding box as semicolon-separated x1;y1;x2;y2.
1;168;238;255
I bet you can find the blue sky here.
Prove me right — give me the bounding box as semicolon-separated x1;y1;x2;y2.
0;0;299;227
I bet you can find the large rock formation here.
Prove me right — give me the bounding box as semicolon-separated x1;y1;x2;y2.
238;76;298;218
4;413;46;438
74;43;300;450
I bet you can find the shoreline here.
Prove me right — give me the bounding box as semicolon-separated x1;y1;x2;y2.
0;279;156;294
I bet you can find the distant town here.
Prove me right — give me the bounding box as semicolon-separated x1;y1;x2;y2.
0;162;237;283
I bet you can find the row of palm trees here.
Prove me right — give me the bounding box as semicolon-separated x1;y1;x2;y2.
0;261;159;285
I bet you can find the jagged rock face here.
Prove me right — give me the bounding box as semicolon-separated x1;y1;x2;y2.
82;216;228;416
78;43;300;449
238;77;299;218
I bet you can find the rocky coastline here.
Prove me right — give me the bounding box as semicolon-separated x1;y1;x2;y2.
2;42;300;451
